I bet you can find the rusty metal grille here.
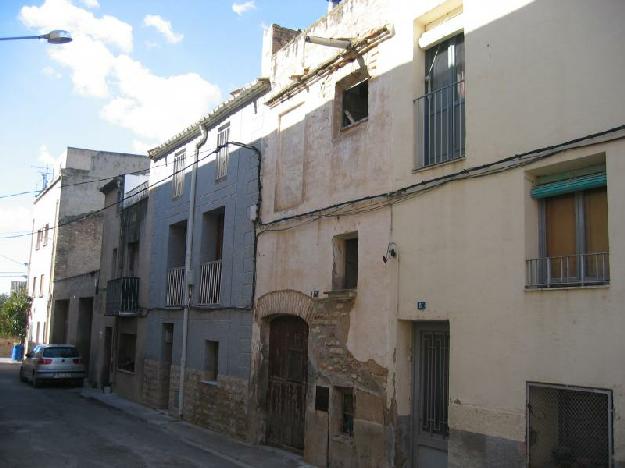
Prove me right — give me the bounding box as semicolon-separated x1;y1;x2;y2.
420;330;449;436
528;384;612;467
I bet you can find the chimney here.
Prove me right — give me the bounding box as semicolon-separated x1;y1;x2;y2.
261;24;300;78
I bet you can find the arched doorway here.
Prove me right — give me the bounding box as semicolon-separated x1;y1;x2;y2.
266;315;308;450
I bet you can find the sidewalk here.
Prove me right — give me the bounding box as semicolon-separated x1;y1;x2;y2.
80;387;314;468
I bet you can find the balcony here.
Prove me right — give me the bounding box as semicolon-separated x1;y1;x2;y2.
106;277;139;316
526;252;610;288
415;80;465;168
199;260;222;305
166;266;186;307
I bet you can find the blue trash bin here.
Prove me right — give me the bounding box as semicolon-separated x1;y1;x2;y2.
11;344;24;361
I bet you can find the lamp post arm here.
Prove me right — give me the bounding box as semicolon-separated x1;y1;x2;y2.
0;35;43;41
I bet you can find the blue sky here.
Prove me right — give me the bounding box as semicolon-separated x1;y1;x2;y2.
0;0;328;293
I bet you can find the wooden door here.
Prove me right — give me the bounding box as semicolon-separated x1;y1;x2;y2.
266;316;308;450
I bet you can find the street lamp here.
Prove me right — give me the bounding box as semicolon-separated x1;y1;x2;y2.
0;30;72;44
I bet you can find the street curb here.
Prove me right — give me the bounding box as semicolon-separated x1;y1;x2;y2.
79;389;313;468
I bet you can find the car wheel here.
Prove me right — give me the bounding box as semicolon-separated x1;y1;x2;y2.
32;372;40;388
19;367;27;383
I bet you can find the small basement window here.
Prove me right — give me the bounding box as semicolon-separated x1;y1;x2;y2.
528;383;611;467
341;80;368;129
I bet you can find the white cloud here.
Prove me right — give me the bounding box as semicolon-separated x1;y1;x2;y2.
232;1;256;15
79;0;99;8
37;145;64;174
20;0;132;52
42;66;62;79
20;0;221;147
143;14;183;44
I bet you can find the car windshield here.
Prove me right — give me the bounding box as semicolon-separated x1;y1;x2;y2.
42;347;79;358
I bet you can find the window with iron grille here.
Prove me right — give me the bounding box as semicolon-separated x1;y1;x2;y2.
416;33;465;169
340;387;354;436
172;150;186;198
528;383;612;467
216;123;230;180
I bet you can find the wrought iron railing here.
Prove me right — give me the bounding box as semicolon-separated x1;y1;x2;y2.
166;266;186;307
526;252;609;288
106;277;139;316
415;80;465;168
199;260;222;305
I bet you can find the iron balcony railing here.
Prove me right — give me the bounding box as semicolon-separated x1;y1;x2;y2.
415;80;465;168
106;277;139;316
166;266;185;307
199;260;222;305
526;252;610;288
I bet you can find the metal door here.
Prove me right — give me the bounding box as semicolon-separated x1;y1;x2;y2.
412;322;450;467
266;316;308;450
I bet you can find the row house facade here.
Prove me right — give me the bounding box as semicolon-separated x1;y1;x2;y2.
26;147;148;384
93;79;270;439
250;0;625;467
56;0;625;466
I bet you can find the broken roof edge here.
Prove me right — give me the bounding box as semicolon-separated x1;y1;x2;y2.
266;25;394;108
148;78;271;161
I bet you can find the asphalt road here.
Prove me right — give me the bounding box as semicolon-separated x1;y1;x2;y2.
0;361;241;468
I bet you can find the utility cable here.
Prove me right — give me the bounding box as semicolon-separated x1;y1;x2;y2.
0;141;253;240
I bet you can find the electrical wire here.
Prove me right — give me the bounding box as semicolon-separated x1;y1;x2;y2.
0;141;255;240
258;123;625;233
0;150;183;200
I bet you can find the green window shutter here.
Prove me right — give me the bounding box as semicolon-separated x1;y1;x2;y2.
531;172;606;199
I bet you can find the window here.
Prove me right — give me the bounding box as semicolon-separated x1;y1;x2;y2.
333;233;358;290
216;123;230;180
172;150;186;198
341;80;368;129
32;277;37;297
111;248;118;279
36;322;41;343
315;386;329;412
528;384;611;467
39;274;44;297
117;333;136;372
204;340;219;382
35;229;42;250
42;322;47;344
339;388;354;436
42;224;49;246
416;33;465;168
199;208;225;305
527;170;609;287
127;241;139;276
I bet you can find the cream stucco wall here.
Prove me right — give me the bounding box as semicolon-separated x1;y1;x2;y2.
388;0;625;463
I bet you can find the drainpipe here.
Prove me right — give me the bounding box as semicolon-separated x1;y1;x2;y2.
178;122;209;418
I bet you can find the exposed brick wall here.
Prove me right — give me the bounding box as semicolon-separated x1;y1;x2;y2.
165;365;250;441
252;290;390;467
142;358;170;409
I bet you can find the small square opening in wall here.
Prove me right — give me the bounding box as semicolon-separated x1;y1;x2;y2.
204;340;219;382
341;80;368;129
315;386;329;412
333;233;358;290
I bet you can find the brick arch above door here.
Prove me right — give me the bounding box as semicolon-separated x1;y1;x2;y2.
254;290;315;323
